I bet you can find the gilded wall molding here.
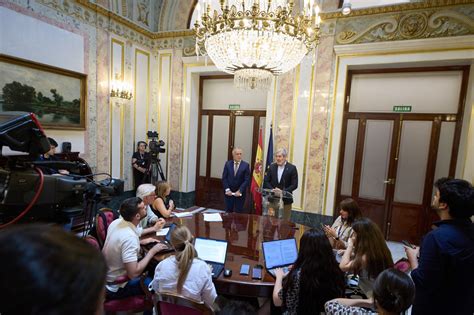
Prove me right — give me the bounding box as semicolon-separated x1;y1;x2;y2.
336;5;474;44
322;0;474;19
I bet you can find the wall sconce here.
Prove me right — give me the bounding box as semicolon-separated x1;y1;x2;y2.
342;0;352;15
110;75;133;100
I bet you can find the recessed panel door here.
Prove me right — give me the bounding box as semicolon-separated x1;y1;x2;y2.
355;119;396;230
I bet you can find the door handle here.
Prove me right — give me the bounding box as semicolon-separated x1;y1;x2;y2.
383;178;395;185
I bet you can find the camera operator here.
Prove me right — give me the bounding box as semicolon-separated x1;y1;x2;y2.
131;141;149;190
37;137;69;175
145;131;166;183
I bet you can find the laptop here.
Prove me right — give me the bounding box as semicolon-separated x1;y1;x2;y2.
194;237;228;279
262;238;298;278
153;223;177;253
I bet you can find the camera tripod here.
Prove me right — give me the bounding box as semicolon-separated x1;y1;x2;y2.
145;157;166;184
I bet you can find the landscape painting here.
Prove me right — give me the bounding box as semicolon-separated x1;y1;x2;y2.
0;55;86;129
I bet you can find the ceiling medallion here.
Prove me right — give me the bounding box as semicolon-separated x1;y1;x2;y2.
194;0;321;91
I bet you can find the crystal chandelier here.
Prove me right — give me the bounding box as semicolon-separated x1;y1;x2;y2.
194;0;321;91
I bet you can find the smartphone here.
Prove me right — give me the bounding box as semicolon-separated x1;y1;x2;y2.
252;265;263;280
240;264;250;275
402;240;415;249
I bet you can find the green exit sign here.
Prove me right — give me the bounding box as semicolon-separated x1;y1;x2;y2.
393;105;412;113
229;104;240;110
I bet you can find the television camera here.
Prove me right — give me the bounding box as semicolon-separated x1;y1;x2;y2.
0;112;123;229
146;131;165;158
145;130;166;182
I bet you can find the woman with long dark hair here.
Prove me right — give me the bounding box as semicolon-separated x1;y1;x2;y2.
272;229;345;314
339;218;394;298
323;198;362;249
151;225;217;308
325;268;415;314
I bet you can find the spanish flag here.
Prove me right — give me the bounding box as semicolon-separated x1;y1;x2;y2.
251;127;264;215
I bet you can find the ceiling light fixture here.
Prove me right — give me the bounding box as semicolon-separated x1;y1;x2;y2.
194;0;321;91
341;0;351;15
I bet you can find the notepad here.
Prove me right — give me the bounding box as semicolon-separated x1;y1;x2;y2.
156;227;169;236
173;211;193;218
203;213;223;222
190;207;206;214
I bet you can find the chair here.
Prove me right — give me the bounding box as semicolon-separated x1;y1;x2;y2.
103;275;153;315
95;207;117;248
154;292;214;315
84;235;101;251
83;235;153;314
394;258;411;273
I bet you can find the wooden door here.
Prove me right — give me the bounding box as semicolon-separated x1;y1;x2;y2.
336;67;469;244
337;114;464;243
195;110;266;210
340;115;398;234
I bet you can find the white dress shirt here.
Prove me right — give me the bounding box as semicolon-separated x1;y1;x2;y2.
137;204;159;236
277;162;286;183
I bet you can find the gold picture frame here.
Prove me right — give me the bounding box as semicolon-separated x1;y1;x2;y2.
0;54;87;130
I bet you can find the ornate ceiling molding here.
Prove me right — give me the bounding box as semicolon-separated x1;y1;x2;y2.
76;0;154;37
36;0;195;50
321;0;474;19
76;0;194;38
335;5;474;44
35;0;474;48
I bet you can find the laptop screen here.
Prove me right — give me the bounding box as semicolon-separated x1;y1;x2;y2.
165;223;177;243
194;238;228;264
262;238;298;269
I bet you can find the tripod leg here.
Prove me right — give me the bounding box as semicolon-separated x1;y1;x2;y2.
157;161;166;181
150;163;159;185
141;165;151;184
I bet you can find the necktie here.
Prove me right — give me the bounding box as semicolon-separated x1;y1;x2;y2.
234;162;239;175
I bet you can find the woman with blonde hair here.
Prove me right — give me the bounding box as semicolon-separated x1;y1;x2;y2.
151;181;175;218
151;225;217;307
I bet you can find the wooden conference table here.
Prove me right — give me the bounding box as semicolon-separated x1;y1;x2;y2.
146;208;311;298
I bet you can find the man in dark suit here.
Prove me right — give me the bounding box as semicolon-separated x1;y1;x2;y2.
263;148;298;220
222;147;251;213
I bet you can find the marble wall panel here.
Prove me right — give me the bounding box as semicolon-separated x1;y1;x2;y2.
122;41;134;190
304;35;337;215
168;49;183;190
274;69;295;152
96;29;111;174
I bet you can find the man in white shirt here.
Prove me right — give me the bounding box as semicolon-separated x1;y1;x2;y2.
136;183;165;236
102;197;167;301
263;148;298;221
